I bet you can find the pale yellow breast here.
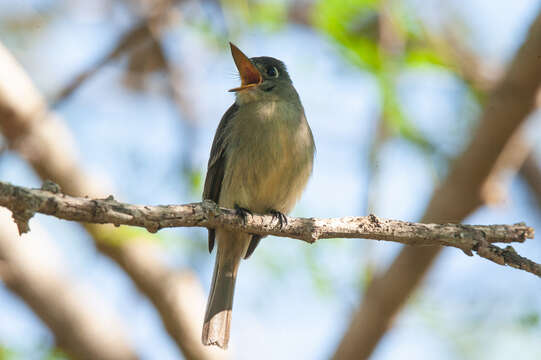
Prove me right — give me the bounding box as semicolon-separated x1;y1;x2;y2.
220;100;314;214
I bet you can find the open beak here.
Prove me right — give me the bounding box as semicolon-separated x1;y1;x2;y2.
228;42;262;92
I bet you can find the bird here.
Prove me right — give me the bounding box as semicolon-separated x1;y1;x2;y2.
202;42;315;349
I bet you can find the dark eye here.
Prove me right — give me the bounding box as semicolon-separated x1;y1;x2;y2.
266;66;279;78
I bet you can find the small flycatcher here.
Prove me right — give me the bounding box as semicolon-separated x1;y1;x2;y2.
202;43;315;348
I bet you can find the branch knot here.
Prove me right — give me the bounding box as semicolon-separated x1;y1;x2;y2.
41;180;61;194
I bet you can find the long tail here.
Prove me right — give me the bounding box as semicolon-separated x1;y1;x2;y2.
202;230;250;349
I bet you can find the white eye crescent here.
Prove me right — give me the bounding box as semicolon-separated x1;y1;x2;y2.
266;66;279;78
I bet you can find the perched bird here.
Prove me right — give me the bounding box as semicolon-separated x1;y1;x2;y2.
202;43;315;348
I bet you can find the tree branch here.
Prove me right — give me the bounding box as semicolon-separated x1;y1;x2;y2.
0;181;537;277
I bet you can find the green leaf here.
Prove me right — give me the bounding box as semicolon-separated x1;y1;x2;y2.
0;346;17;360
45;348;69;360
188;169;203;196
405;48;447;67
222;0;288;30
378;73;436;152
518;312;540;329
313;0;383;71
95;224;162;247
303;247;333;297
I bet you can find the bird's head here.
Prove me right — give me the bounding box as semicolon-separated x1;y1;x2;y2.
228;43;296;104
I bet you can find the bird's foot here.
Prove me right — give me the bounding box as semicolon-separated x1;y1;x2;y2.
269;209;288;229
234;204;252;224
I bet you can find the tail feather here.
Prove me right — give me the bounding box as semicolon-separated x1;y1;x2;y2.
202;230;249;349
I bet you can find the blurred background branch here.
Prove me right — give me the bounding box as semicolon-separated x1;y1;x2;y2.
332;8;541;360
0;209;137;360
521;154;541;209
0;35;223;360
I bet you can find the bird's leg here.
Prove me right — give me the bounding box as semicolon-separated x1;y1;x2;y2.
234;204;252;224
269;209;288;229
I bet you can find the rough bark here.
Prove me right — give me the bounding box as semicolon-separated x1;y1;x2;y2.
0;42;224;360
332;10;541;360
0;181;538;277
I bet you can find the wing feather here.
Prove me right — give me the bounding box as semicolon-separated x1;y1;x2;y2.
203;103;238;252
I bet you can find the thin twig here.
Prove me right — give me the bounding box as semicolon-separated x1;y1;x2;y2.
51;22;150;107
